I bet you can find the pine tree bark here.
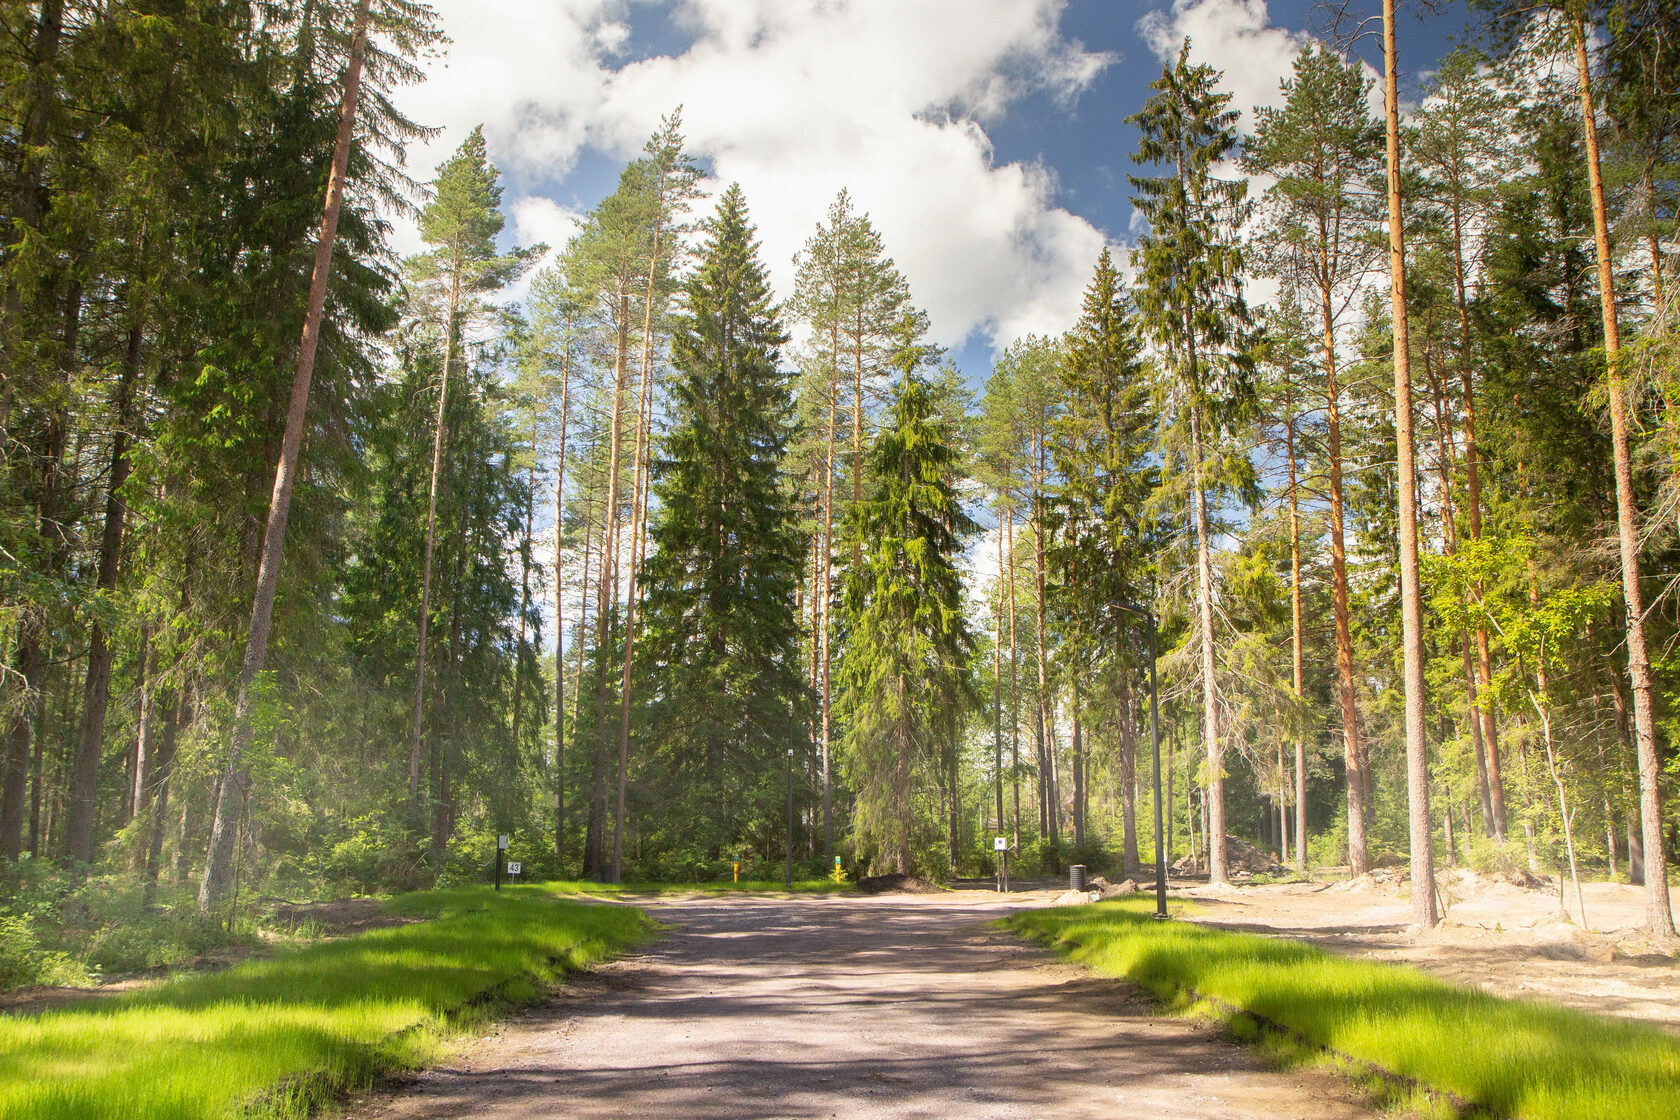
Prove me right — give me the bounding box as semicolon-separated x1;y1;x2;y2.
585;289;632;879
1005;508;1021;847
1321;286;1365;875
993;509;1006;839
200;0;372;910
552;330;573;861
1385;0;1436;928
1574;19;1677;940
1288;390;1307;872
1032;434;1057;844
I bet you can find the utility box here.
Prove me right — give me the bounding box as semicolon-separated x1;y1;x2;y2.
1069;864;1086;892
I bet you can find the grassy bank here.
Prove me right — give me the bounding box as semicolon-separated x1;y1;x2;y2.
0;883;651;1120
1008;898;1680;1120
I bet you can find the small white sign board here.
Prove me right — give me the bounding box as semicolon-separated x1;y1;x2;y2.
994;837;1007;852
506;862;522;876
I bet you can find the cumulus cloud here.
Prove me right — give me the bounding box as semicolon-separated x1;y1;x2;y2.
388;0;1116;351
1138;0;1313;128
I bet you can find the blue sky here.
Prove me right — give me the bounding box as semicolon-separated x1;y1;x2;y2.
393;0;1481;382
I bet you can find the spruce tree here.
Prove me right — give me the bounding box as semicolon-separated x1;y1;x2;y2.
1129;40;1255;884
835;321;976;875
1051;248;1157;873
636;184;802;862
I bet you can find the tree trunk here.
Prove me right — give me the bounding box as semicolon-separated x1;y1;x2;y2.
198;0;372;911
553;328;573;862
1032;438;1056;845
1071;678;1085;850
1322;289;1365;875
1288;391;1307;872
1448;193;1504;837
1118;679;1140;877
993;509;1006;840
1188;404;1225;883
66;321;143;864
819;368;838;861
1385;0;1436;928
409;269;459;808
585;289;632;879
1005;508;1020;848
1575;19;1676;941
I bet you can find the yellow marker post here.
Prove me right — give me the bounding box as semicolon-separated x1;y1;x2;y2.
733;861;739;884
833;855;843;884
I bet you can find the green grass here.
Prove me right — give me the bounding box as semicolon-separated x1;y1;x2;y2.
1007;898;1680;1120
0;883;652;1120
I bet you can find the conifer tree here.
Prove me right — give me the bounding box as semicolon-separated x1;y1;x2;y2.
1244;43;1383;873
403;127;537;818
637;185;802;859
836;322;976;875
1129;40;1255;884
1051;249;1156;874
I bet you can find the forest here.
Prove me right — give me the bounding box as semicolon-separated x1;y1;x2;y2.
2;0;1678;983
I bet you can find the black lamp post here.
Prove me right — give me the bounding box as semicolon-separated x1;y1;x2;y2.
1115;600;1169;920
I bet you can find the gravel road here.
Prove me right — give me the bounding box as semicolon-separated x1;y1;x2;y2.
350;891;1378;1120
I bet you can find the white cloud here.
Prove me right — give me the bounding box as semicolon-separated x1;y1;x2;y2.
1137;0;1385;129
387;0;1116;351
1137;0;1312;128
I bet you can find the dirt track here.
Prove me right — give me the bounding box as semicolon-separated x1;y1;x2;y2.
350;891;1375;1120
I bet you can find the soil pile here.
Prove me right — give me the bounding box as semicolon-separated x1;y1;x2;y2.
855;874;943;895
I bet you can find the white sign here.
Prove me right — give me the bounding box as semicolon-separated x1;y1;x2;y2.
994;837;1007;852
497;834;510;850
506;862;522;876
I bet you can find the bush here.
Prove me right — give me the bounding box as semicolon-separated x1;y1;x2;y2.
0;915;89;990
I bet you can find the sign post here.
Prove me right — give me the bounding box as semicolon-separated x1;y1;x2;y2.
994;836;1008;894
495;834;509;892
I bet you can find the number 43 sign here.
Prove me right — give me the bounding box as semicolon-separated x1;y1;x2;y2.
506;862;522;876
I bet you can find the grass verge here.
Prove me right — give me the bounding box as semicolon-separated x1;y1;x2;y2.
0;882;652;1120
1006;897;1680;1120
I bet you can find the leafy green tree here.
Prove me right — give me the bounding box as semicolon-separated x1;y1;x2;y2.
636;185;802;862
835;323;977;875
1129;39;1255;883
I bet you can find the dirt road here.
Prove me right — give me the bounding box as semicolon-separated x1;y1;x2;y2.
351;891;1375;1120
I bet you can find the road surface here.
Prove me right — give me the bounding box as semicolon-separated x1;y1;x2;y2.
352;891;1376;1120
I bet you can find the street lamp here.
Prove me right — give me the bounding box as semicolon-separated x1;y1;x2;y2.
1114;599;1168;920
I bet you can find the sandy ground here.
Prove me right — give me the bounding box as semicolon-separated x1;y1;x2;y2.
348;890;1378;1120
1179;872;1680;1032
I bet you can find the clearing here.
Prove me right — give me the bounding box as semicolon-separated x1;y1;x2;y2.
1179;871;1680;1033
351;889;1376;1120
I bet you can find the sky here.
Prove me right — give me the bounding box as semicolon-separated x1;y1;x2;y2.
387;0;1476;383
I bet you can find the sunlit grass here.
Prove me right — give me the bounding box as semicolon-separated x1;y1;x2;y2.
0;883;652;1120
1008;898;1680;1120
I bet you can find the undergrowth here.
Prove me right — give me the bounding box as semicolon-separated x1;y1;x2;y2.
1007;898;1680;1120
0;883;652;1120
